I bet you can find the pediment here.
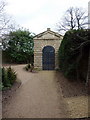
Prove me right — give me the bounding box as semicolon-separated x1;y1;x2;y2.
34;28;62;40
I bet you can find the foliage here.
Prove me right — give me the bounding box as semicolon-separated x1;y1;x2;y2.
7;67;17;85
24;63;34;72
1;67;17;90
0;67;3;90
58;29;90;80
2;67;10;87
3;29;34;63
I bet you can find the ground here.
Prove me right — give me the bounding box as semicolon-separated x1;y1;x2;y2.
2;64;88;118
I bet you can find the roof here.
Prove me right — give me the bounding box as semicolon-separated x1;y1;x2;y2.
34;28;63;40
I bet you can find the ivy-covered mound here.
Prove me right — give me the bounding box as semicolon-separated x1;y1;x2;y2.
58;29;90;81
0;67;17;90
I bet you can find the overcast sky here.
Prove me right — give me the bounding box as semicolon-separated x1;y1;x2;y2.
5;0;89;34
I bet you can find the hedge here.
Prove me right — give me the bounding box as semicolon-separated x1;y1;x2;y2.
58;29;90;81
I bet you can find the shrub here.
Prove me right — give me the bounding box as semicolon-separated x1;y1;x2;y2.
3;29;34;64
25;66;29;71
24;63;34;72
27;64;31;69
0;83;3;90
7;67;17;85
2;67;10;87
1;67;17;89
58;29;89;80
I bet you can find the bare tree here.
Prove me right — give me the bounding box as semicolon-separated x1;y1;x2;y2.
57;7;88;34
0;0;18;36
0;0;20;49
75;7;88;29
0;0;9;34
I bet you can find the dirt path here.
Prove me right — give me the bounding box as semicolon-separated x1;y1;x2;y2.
2;65;88;118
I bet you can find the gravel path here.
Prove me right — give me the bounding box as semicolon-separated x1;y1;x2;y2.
2;65;88;118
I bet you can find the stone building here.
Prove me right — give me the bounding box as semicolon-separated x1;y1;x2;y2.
34;28;63;70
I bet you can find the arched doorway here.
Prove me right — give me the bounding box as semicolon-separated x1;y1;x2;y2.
42;46;55;70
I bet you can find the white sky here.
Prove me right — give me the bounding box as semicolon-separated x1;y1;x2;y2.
5;0;89;34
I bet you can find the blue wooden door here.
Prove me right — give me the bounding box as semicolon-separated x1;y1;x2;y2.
42;46;55;70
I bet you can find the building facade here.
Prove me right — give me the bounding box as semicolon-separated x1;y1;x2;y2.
34;28;63;70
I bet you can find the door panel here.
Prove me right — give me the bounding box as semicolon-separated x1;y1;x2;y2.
42;46;55;70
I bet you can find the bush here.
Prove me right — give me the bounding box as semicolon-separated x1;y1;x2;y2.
7;67;17;85
2;67;10;87
0;83;3;90
25;64;31;71
58;29;89;80
3;29;34;64
24;63;34;72
1;67;17;89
